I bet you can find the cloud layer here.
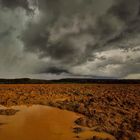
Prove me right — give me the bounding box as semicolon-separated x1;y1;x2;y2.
0;0;140;79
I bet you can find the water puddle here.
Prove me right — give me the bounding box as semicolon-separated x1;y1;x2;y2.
0;105;79;140
0;105;115;140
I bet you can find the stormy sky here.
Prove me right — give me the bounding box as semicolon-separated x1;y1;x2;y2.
0;0;140;79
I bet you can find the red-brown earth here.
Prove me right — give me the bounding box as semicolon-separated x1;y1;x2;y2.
0;84;139;140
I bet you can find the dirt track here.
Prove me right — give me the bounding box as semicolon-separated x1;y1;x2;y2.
0;84;140;140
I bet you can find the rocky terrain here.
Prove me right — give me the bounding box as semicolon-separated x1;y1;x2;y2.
0;109;19;116
0;84;139;140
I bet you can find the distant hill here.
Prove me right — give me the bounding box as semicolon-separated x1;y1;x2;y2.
0;78;139;84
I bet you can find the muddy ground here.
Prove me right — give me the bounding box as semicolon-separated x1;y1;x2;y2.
0;84;140;140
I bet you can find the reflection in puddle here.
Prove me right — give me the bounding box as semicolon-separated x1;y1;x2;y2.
0;105;79;140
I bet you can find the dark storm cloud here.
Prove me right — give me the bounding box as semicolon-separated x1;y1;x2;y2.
46;40;78;62
0;0;30;11
22;22;50;55
21;0;114;64
96;0;140;46
21;0;140;77
109;0;140;22
0;0;140;78
39;67;69;75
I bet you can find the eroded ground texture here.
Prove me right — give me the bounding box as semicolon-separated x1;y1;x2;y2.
0;84;140;140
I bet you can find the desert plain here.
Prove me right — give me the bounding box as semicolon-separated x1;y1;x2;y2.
0;84;140;140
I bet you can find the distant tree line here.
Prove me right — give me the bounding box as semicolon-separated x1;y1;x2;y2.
0;78;139;84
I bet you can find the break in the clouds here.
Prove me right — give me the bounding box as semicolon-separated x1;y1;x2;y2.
0;0;140;79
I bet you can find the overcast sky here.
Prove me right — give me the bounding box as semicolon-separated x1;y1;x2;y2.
0;0;140;79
